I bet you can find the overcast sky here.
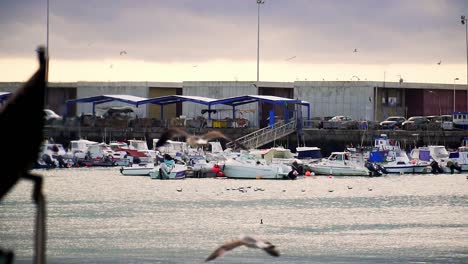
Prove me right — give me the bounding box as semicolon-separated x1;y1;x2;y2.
1;0;467;83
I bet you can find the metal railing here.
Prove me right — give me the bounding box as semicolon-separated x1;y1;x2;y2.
227;119;297;150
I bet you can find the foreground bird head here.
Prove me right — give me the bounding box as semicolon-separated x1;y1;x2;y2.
0;47;46;200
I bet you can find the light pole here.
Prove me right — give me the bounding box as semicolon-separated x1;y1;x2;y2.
428;90;441;116
453;77;459;113
256;0;265;82
462;15;468;111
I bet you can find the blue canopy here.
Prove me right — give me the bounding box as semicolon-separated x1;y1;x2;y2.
66;94;148;116
66;93;311;122
0;92;11;103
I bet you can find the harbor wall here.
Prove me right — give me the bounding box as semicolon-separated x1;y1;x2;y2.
44;126;466;156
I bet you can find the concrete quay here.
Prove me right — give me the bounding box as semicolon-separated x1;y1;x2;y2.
44;126;466;156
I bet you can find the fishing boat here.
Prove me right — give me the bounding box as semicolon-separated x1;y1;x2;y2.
149;163;188;179
368;136;430;174
307;152;370;176
222;157;292;179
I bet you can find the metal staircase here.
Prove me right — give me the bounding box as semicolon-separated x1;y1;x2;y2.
227;119;297;150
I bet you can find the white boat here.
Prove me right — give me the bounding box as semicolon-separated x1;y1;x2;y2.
368;136;430;174
448;138;468;172
410;145;451;173
248;147;296;165
222;157;292;179
149;163;188;179
308;152;370;176
295;146;322;161
120;163;154;176
381;151;430;174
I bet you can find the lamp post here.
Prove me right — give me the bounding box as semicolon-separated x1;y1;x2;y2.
428;90;441;116
462;15;468;111
453;77;459;113
256;0;265;82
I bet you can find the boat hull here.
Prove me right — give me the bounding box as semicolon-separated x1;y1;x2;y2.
222;162;290;179
383;164;430;174
308;165;369;176
149;164;187;179
120;164;154;176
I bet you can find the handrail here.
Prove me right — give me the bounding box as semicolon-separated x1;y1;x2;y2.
227;119;297;150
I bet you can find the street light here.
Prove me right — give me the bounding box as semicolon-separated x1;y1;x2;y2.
453;77;459;113
428;90;441;116
256;0;265;82
462;15;468;111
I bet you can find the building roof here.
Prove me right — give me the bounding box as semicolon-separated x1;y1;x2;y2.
137;95;217;106
66;94;147;106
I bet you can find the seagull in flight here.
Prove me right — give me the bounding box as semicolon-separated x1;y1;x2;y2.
285;56;296;61
120;50;127;55
155;127;246;149
205;235;279;262
437;60;441;65
353;48;358;53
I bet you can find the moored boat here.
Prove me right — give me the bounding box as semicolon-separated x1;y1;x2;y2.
222;157;292;179
307;152;370;176
120;163;154;176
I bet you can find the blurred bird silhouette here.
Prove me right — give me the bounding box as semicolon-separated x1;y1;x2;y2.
120;50;127;55
437;60;441;65
0;47;47;264
353;48;358;53
156;127;246;149
0;47;46;199
205;235;279;262
285;56;296;61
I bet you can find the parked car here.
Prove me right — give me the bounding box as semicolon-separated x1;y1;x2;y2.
329;116;353;122
379;116;406;129
402;116;429;129
44;109;62;121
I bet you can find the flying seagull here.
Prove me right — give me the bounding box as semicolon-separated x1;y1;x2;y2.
155;127;246;149
120;50;127;55
437;60;441;65
285;56;296;61
353;48;358;53
205;235;279;262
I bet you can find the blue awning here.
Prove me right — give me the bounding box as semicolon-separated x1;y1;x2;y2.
0;92;11;103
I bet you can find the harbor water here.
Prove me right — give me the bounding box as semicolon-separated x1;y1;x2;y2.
1;168;467;263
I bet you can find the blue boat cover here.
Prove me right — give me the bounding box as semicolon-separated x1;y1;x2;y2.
419;150;431;161
369;151;386;162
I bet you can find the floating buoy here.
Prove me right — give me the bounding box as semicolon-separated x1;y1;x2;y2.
328;175;333;179
305;171;311;176
212;165;220;173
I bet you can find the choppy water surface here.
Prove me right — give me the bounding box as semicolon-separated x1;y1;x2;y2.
1;168;467;263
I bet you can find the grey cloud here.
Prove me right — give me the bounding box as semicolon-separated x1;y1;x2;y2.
1;0;467;64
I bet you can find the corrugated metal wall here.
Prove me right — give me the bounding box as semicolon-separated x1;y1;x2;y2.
148;87;182;119
46;87;77;116
295;82;375;121
182;81;258;125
